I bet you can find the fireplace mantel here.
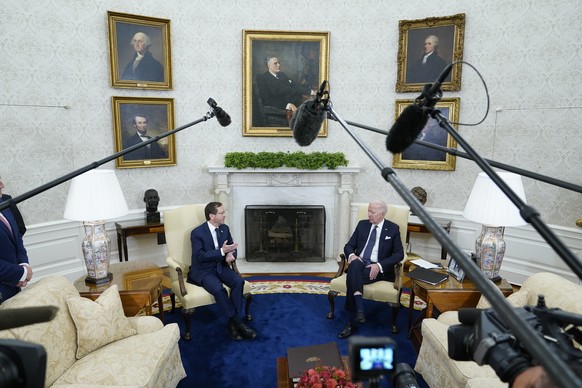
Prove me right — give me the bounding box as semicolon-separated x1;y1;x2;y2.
208;167;361;259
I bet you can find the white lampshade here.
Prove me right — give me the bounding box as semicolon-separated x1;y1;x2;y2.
64;170;128;221
463;172;527;227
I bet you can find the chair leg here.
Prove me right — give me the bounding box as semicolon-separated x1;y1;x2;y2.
327;290;339;319
182;308;195;341
244;292;253;321
390;304;400;334
170;292;176;312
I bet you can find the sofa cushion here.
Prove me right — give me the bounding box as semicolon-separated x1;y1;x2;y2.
0;275;80;386
51;322;185;387
477;288;530;309
67;285;136;359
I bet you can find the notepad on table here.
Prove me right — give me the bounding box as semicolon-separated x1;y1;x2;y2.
410;258;441;270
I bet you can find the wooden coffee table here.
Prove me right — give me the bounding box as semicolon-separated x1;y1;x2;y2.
73;261;164;321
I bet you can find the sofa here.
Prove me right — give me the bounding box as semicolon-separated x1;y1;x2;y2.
0;275;186;387
415;272;582;388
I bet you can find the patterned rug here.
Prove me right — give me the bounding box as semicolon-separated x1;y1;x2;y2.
152;277;426;313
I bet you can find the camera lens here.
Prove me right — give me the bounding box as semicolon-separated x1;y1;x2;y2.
392;363;420;388
0;351;22;387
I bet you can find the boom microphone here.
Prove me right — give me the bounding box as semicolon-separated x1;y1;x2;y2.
385;104;429;153
0;306;59;330
207;98;232;127
290;81;328;147
385;63;454;154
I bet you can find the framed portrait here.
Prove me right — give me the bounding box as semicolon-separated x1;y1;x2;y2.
112;96;176;169
107;11;172;90
242;30;330;137
446;256;465;282
396;13;465;93
392;98;460;171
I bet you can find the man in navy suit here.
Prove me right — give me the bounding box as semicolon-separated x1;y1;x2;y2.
187;202;256;340
0;177;32;303
338;200;404;339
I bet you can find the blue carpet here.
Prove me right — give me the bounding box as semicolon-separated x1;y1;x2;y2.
163;293;428;387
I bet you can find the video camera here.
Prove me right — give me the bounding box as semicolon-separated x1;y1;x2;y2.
447;295;582;384
348;336;419;388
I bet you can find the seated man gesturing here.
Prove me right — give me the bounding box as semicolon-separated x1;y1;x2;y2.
338;200;404;339
187;202;256;340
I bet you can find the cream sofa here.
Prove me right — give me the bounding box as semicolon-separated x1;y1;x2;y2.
415;272;582;388
0;275;186;387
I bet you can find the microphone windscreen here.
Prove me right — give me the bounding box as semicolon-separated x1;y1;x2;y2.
291;100;326;147
385;104;429;154
0;306;59;330
214;107;232;127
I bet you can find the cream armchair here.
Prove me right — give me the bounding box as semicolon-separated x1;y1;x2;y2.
326;203;410;333
164;204;252;340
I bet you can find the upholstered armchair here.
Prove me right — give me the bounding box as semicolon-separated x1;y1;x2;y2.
326;203;410;333
164;204;252;340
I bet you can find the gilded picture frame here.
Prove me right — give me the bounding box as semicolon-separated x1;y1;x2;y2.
107;11;172;90
396;13;465;93
392;98;460;171
242;30;330;137
112;96;176;169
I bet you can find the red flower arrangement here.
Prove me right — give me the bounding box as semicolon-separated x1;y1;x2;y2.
295;365;356;388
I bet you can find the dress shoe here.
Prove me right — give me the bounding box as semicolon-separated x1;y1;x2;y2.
356;311;366;324
228;322;243;340
338;323;356;339
236;322;257;340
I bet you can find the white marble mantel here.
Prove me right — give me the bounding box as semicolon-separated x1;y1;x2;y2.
208;167;361;259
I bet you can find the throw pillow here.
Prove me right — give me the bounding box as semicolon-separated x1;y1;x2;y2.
67;285;136;359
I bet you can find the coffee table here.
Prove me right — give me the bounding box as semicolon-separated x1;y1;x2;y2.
73;261;164;321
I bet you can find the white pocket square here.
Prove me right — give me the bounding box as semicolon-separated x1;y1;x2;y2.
385;236;391;240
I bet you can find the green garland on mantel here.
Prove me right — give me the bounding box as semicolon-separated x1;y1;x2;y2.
224;151;348;170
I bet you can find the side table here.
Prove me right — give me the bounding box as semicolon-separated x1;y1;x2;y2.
73;261;165;322
115;220;165;262
407;274;513;352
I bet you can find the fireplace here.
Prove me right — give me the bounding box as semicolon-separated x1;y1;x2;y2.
208;166;360;260
245;205;325;262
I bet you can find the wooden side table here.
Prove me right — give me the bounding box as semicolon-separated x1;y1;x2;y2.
407;274;513;351
73;261;165;321
115;220;165;262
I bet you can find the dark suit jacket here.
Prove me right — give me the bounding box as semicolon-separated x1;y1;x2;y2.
1;195;26;235
121;51;164;82
0;206;28;302
256;71;311;110
344;219;404;282
188;222;237;285
407;51;447;84
122;133;167;160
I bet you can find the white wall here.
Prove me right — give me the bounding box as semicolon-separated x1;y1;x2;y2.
1;1;581;282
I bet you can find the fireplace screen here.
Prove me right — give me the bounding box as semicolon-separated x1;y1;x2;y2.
244;205;325;262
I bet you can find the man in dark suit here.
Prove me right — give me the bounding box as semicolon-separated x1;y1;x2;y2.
256;56;315;112
0;177;32;303
121;32;164;82
187;202;256;340
122;115;167;160
407;35;448;84
338;200;404;339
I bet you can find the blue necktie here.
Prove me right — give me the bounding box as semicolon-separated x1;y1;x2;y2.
215;228;223;274
361;225;378;264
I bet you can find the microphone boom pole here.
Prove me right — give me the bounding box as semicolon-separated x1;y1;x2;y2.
0;107;218;212
329;116;582;194
326;104;582;388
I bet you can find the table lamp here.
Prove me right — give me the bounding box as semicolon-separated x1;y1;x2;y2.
463;172;527;282
64;170;128;284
